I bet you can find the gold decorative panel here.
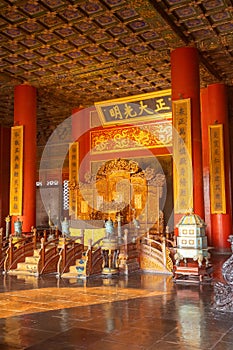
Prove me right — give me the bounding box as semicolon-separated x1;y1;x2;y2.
69;142;79;216
90;121;172;154
173;99;193;214
10;126;23;216
209;124;226;214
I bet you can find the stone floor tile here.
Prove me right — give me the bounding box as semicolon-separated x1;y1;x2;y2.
0;253;232;349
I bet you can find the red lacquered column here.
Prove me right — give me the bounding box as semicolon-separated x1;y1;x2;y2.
71;106;84;142
171;47;204;228
13;84;36;232
71;106;90;181
200;88;212;245
207;84;232;251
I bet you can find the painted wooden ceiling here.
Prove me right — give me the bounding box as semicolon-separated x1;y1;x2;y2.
0;0;232;129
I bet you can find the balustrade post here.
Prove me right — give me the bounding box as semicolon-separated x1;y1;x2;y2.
124;229;128;255
165;225;170;240
5;216;11;239
88;238;92;273
41;238;45;269
9;236;13;266
55;227;59;239
162;237;167;267
43;229;47;242
0;228;3;248
62;238;66;271
33;228;37;249
57;237;66;276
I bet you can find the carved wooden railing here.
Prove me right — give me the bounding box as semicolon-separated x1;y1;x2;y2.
36;227;60;242
4;232;37;272
84;238;104;277
37;238;60;275
75;237;103;277
139;236;174;273
57;236;84;276
118;242;139;271
116;229;140;274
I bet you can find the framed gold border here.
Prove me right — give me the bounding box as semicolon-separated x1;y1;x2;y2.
173;99;193;214
69;142;79;216
10;125;23;216
95;89;171;126
209;124;226;214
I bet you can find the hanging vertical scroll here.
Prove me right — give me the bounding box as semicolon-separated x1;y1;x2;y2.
173;99;193;214
209;124;226;214
10;125;23;216
69;142;79;216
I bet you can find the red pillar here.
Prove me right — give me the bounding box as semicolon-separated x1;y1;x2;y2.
71;106;84;142
14;84;36;232
200;88;212;244
171;47;204;226
202;84;232;251
71;106;90;181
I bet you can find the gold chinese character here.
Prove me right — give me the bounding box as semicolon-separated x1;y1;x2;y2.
179;127;186;136
177;107;185;115
155;98;170;112
139;101;154;115
109;105;123;119
124;104;137;118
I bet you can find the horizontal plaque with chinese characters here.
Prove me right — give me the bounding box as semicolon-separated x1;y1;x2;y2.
95;90;171;125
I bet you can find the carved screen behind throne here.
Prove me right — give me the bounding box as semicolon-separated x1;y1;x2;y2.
75;158;165;233
94;162;138;223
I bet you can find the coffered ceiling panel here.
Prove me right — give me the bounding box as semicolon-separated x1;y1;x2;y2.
0;0;232;130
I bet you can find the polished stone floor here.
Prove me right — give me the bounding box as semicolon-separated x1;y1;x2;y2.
0;254;233;350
